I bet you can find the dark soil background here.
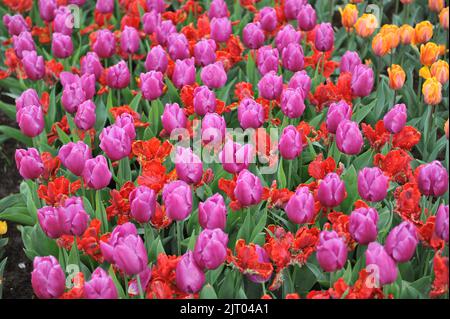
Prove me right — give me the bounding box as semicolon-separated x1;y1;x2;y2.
0;91;33;299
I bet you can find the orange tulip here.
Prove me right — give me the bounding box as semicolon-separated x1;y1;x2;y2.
428;0;445;13
445;119;449;139
440;7;449;30
388;64;406;90
380;24;400;50
372;33;390;56
422;77;442;105
420;42;440;66
355;14;378;38
414;21;433;44
340;4;358;30
399;25;415;45
430;60;449;84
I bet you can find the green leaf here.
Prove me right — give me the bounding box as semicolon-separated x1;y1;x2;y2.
277;158;287;189
108;266;127;298
0;100;16;119
0;126;32;145
129;93;142;112
199;284;218;299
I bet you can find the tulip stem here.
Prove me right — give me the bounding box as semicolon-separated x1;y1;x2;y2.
124;275;129;298
261;283;267;296
136;274;145;299
288;159;293;190
177;221;183;256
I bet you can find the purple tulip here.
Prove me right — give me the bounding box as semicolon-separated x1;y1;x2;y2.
113;233;148;275
146;0;165;13
351;64;374;97
145;45;168;73
22;50;45;81
384;104;407;134
53;6;73;35
120;26;140;54
209;0;228;19
129;186;156;223
210;17;232;43
315;23;334;52
58;141;92;176
198;193;227;230
15;89;40;111
219;140;254;174
201;113;226;145
100;222;138;263
417;161;449;197
243;22;265;49
162;180;192;221
167;33;190;61
256;45;279;75
161;103;187;134
142;10;161;35
52;32;73;58
282;43;304;72
297;4;317;31
358;167;389;202
15;148;44;179
172;58;196;88
435;204;449;242
365;242;398;286
13;31;35;59
31;256;65;299
59;197;90;236
106;60;130;89
99;125;132;161
385;221;418;263
37;206;64;239
16;104;44;137
194;39;217;67
96;0;114;14
75;100;97;131
259;7;277;32
93;29;115;58
175;147;203;185
326;100;352;134
238;98;265;129
340;51;362;74
128;267;152;297
288;70;311;96
201;62;227;89
284;0;306;20
349;207;379;244
281;88;306;119
193;86;216;116
156;20;176;46
114;110;136;139
279;125;303;160
258;71;283;100
176;251;205;294
82;155;112;189
3;14;29;36
336;120;364;155
140;71;164;101
234;169;263;207
61;82;86;114
84;268;118;299
80;52;103;80
318;173;346;207
316;230;348;272
285;186;315;224
194;228;228;270
275;24;301;53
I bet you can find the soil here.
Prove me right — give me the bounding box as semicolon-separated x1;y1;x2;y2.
0;92;33;299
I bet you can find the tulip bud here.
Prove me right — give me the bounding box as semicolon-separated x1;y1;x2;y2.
318;173;346;207
414;21;433;44
355;14;378;38
259;7;277;32
146;0;165;13
13;31;35;59
336;120;364;155
387;64;406;90
120;26;140;54
59;197;90;236
243;22;265;49
316;230;348;272
428;0;445;13
297;4;317;31
113;233;148;275
340;4;358;29
15;89;40;112
275;24;301;54
142;10;161;35
315;23;334;52
420;42;440;66
439;7;449;30
281;43;304;72
162;180;192;221
82;155;112;189
234;169;263;207
84;268;118;299
176;251;205;293
194;228;228;270
99;125;132;161
422;77;442;105
58;141;92;176
93;29;115;59
208;0;228;19
430;60;449;84
52;32;73;58
172;58;196;88
167;32;190;61
106;60;130;89
357;167;389;202
198;193;227;230
114;113;136;140
258;71;283;100
340;51;361;74
175;147;203;185
435;204;449;242
349;207;379;244
201;62;227;89
256;45;279;75
398;24;415;45
385;221;418;263
219;140;254;174
15;148;44;179
193;86;217;116
351;64;374;97
31;256;65;299
161;103;187;134
280;88;306;119
37;206;64;239
238;98;265;129
53;6;73;35
156;20;176;46
201;112;226;145
210;17;232;43
288;70;311;96
61;82;85;114
365;242;398;285
96;0;114;14
16;104;44;137
3;14;29;36
100;222;138;264
74;100;97;131
326;100;352;134
417;161;449;197
21;50;45;81
279;125;303;160
140;71;164;101
80;52;103;80
383;103;407;134
194;39;217;67
284;0;304;20
145;45;168;73
285;186;314;224
129;185;156;223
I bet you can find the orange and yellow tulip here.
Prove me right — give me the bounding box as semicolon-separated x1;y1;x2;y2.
388;64;406;90
414;21;433;44
355;14;378;38
420;42;440;66
422;77;442;105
